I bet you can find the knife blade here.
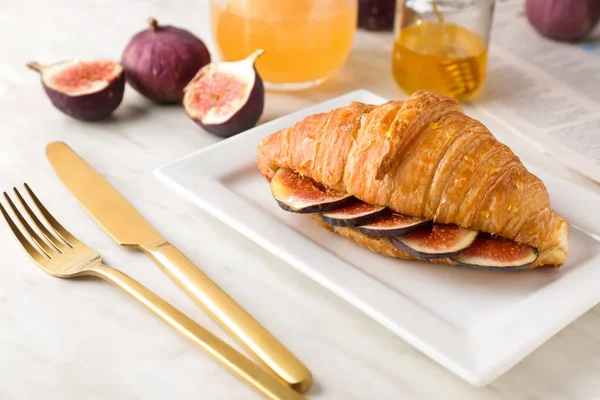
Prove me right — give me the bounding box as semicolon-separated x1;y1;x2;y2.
46;141;312;392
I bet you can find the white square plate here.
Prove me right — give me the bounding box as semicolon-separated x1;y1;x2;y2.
154;90;600;386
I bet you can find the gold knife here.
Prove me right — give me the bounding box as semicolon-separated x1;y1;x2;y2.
46;141;312;392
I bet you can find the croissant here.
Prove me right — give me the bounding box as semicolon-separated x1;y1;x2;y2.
257;91;569;269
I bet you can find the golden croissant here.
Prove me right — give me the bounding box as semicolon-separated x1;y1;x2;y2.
257;91;568;270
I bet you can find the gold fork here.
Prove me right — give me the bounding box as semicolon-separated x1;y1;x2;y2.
0;184;306;400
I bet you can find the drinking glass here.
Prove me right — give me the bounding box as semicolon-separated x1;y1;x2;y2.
392;0;495;99
210;0;358;90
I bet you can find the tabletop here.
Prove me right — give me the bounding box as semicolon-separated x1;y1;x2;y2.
2;1;600;399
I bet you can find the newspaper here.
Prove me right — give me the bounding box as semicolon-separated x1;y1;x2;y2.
474;0;600;183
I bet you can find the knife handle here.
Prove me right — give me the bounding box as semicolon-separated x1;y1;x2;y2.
141;241;313;393
93;264;306;400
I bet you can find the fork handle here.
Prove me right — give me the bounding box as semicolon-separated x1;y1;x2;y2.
92;264;306;400
140;241;312;392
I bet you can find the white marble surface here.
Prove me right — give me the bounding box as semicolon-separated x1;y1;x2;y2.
2;1;600;399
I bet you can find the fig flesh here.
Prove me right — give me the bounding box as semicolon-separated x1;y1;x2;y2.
183;50;265;138
122;17;211;103
452;234;539;271
391;224;478;259
27;60;125;121
271;168;354;213
356;213;430;237
321;201;386;227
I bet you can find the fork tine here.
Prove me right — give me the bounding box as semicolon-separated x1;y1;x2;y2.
24;183;77;246
0;202;47;264
3;192;54;258
14;187;67;253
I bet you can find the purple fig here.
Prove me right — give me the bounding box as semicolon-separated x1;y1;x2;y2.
526;0;600;42
391;224;478;259
320;201;386;227
183;49;265;138
270;168;355;213
452;233;538;271
358;0;396;31
27;59;125;121
122;17;211;103
356;212;430;237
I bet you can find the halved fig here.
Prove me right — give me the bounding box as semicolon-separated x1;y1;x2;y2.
321;201;386;227
27;59;125;121
271;168;354;213
183;49;264;138
452;234;538;271
391;224;478;259
357;212;430;236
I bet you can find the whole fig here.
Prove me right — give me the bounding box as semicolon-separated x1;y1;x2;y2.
526;0;600;42
358;0;396;31
122;17;211;103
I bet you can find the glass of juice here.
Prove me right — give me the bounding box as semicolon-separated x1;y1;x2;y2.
210;0;358;90
392;0;494;99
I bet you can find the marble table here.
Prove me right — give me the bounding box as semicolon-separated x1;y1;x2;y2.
2;1;600;399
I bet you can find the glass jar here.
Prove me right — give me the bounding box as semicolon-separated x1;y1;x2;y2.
210;0;358;90
392;0;495;99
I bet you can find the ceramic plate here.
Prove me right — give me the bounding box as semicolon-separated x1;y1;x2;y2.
154;90;600;386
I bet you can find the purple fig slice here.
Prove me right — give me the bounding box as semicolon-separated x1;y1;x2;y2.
183;49;265;138
391;224;478;259
122;17;211;103
356;212;430;236
27;60;125;121
452;234;539;271
321;201;386;227
270;168;354;213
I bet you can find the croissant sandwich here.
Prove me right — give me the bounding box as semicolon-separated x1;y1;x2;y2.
257;91;569;270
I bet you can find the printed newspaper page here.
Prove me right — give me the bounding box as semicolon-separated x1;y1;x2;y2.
475;0;600;183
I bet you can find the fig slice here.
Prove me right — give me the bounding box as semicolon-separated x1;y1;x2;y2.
391;224;478;259
321;201;386;227
452;234;539;271
27;59;125;121
356;212;430;236
271;168;354;213
183;49;265;138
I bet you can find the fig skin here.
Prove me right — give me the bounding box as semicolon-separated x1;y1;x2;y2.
122;17;211;103
358;0;396;31
183;50;265;138
453;259;535;272
320;202;386;227
391;236;467;259
391;225;478;259
270;168;355;213
356;213;431;237
526;0;600;42
27;60;125;121
451;234;539;271
200;74;264;138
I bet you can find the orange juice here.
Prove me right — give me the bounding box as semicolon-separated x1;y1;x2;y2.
392;22;488;99
210;0;357;87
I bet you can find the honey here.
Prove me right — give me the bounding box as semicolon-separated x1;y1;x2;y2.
392;22;488;99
